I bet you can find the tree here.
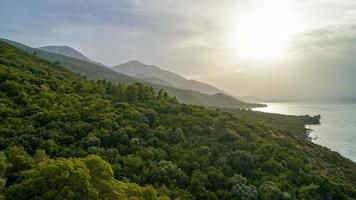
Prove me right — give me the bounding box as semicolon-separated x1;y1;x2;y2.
169;128;186;144
150;160;187;186
230;174;257;200
82;133;101;149
190;170;209;199
0;152;8;199
258;181;290;200
297;184;319;200
6;154;165;200
5;146;34;185
6;156;99;200
40;139;60;156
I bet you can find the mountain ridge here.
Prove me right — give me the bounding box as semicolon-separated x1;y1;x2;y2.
112;60;230;95
1;38;262;109
38;45;105;66
38;45;91;62
0;38;136;83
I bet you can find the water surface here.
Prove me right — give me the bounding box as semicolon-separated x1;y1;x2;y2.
253;102;356;162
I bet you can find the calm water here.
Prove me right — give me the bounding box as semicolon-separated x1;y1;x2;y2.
253;102;356;162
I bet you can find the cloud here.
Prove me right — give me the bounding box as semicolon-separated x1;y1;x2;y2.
202;22;356;99
0;0;139;27
290;24;356;55
258;24;356;99
1;0;356;100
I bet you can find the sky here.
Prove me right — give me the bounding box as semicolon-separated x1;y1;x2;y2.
1;0;356;100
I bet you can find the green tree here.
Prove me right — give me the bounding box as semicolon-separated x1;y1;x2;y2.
6;157;99;200
230;174;257;200
6;155;166;200
0;152;8;199
258;181;290;200
5;146;34;185
150;160;187;186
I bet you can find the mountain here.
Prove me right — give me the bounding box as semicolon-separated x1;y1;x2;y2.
1;40;355;199
1;38;136;83
1;38;262;109
236;95;265;103
38;45;105;67
112;60;229;95
38;45;92;62
153;84;263;109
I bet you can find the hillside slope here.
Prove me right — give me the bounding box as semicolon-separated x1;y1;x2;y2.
155;85;263;108
38;45;92;62
38;45;106;66
1;39;137;83
0;40;355;199
1;38;260;109
113;60;228;95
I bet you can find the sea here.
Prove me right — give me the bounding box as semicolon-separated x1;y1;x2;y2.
253;102;356;162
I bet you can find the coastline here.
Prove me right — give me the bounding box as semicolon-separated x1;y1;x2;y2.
305;127;315;140
302;115;321;139
253;102;356;162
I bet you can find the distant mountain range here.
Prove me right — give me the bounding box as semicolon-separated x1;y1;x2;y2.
236;95;265;103
38;45;105;66
36;46;231;96
1;39;136;83
112;60;228;95
0;38;264;108
38;46;92;62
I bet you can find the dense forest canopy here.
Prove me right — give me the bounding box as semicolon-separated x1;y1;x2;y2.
222;109;320;139
0;41;355;199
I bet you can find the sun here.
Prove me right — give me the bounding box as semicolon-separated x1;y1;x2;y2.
231;4;300;60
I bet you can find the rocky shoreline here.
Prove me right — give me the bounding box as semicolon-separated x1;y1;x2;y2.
303;115;321;139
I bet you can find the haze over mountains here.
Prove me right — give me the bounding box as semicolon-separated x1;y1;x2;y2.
37;44;266;103
37;45;231;96
27;43;267;104
1;38;262;109
38;46;93;63
113;60;228;95
34;43;263;108
38;45;105;66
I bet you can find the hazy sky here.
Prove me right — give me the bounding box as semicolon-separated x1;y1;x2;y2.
1;0;356;100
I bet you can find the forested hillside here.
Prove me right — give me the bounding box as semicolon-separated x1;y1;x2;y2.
222;109;320;139
1;38;261;109
1;38;137;83
0;41;355;199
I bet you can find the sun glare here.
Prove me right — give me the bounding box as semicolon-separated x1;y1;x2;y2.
231;4;300;60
